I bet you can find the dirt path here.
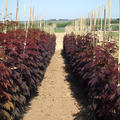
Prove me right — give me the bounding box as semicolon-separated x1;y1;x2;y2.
23;33;79;120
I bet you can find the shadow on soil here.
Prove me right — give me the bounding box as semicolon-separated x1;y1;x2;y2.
61;50;90;120
19;87;39;120
20;70;47;120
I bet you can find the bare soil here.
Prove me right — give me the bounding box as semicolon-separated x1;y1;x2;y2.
23;33;80;120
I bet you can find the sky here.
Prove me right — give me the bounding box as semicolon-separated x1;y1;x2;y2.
0;0;119;21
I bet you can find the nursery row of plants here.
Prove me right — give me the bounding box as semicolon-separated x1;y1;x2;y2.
63;33;120;120
0;28;56;120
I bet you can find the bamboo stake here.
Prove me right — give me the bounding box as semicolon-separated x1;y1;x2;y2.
32;8;34;28
16;0;19;22
38;16;40;29
18;14;20;26
100;6;104;45
97;5;100;30
105;1;107;33
87;14;89;32
28;6;32;30
18;2;20;27
90;12;93;32
101;6;103;31
81;16;84;34
39;16;40;30
5;0;8;33
44;21;46;31
46;22;48;32
84;16;87;34
78;19;79;34
35;16;37;26
2;8;5;33
80;17;81;35
24;5;26;30
2;8;5;24
74;20;76;35
94;11;97;31
83;16;85;34
108;0;111;40
23;7;31;54
5;0;7;23
29;7;31;27
103;4;107;47
40;17;42;31
80;17;83;35
37;16;39;28
16;0;20;27
94;10;97;46
76;20;79;35
118;0;120;85
29;0;32;28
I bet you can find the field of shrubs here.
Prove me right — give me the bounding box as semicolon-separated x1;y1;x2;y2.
63;33;120;120
0;26;56;119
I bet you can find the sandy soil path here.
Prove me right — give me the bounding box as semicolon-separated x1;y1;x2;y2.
23;33;79;120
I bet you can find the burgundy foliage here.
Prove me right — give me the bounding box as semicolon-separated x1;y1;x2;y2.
0;28;56;120
63;33;120;120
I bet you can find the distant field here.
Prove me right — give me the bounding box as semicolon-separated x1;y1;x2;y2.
109;31;119;41
54;29;65;33
17;19;119;34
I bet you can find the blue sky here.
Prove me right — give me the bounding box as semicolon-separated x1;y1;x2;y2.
0;0;119;20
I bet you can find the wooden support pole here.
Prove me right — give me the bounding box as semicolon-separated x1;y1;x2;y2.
80;17;83;35
28;6;31;30
5;0;7;23
4;0;8;33
40;17;42;31
94;11;97;30
83;16;86;34
77;20;79;34
35;16;37;27
39;16;40;30
105;1;107;33
2;8;5;24
24;5;26;30
87;14;89;32
32;8;34;28
16;0;20;27
82;17;84;34
29;0;32;28
97;5;100;30
18;13;20;26
2;8;5;33
44;21;46;31
74;20;76;35
90;12;93;32
82;16;84;34
85;16;87;34
36;16;39;29
16;0;19;22
103;4;107;48
101;6;103;31
29;7;31;27
46;22;48;32
23;8;31;54
108;0;111;40
37;16;39;28
100;6;104;45
94;10;97;46
118;0;120;85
